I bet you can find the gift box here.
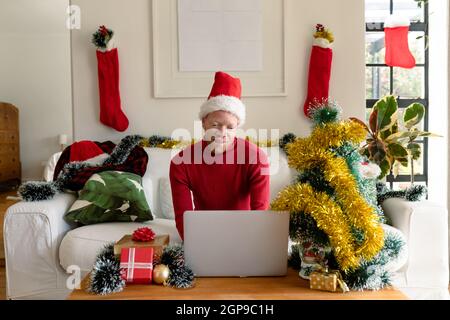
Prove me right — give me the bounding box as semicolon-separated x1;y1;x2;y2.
120;247;154;284
309;268;349;293
114;234;169;263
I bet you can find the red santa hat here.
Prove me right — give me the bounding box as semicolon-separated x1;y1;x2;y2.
199;71;246;127
69;140;106;162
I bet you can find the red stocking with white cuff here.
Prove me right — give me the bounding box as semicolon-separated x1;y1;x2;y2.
303;25;334;118
384;15;416;69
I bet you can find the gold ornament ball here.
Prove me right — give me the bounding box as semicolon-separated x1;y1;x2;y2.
153;264;170;285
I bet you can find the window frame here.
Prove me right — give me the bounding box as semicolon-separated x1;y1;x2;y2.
365;0;429;190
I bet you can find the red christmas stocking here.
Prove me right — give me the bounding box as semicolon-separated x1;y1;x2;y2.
384;15;416;69
96;48;129;132
303;27;333;118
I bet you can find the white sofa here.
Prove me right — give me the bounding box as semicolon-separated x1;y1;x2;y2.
3;147;449;299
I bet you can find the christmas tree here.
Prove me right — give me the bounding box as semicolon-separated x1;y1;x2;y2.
273;100;406;290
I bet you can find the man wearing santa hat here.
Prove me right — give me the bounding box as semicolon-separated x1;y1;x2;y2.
169;71;271;240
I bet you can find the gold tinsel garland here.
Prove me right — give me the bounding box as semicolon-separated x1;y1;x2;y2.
139;137;279;149
322;156;384;260
271;120;384;271
286;121;367;172
271;183;360;270
139;139;190;149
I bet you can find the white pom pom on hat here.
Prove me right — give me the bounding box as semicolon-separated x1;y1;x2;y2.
199;71;246;127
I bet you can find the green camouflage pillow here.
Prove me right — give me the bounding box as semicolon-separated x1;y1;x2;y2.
65;171;153;225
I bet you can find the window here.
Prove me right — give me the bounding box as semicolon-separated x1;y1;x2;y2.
365;0;429;190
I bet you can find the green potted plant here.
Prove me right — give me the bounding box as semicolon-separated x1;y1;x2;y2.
351;95;440;183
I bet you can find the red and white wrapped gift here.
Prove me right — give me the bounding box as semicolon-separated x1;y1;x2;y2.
119;247;154;284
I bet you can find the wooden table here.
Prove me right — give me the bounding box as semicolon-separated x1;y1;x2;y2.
68;268;407;300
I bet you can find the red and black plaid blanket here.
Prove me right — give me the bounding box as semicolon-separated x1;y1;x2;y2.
53;140;148;192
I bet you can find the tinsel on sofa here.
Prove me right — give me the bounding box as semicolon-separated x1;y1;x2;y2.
376;182;427;204
18;135;147;202
272;100;407;290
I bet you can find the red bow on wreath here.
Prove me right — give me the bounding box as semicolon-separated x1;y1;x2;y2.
99;25;109;36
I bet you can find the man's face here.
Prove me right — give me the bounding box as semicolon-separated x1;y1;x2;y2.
202;110;239;146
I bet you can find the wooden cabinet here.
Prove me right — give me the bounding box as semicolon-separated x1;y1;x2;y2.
0;103;21;189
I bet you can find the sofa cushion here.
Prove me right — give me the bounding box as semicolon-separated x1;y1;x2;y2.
143;148;177;218
43;152;62;182
159;177;175;219
59;219;182;272
65;171;153;225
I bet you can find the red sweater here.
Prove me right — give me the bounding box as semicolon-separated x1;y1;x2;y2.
169;138;270;240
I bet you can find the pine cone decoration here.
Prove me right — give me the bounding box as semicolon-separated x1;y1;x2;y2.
132;227;156;242
316;24;325;32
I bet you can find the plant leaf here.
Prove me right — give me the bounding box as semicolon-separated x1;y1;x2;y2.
349;117;370;133
396;157;409;167
361;148;370;158
407;143;422;160
392;161;400;178
387;143;408;158
369;109;378;133
378;159;391;179
380;122;398;140
386;130;442;143
368;140;387;163
403;103;425;129
373;95;398;133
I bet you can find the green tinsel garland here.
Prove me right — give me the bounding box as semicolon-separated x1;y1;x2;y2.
289;211;330;246
160;244;185;269
297;168;334;196
377;182;428;205
279;133;297;154
89;243;125;295
18;181;59;202
343;228;405;290
146;135;174;148
309;100;342;126
160;244;195;289
165;266;195;289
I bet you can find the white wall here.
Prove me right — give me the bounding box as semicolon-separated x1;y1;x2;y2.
71;0;366;141
0;0;73;180
427;0;449;266
0;0;366;180
429;0;449;207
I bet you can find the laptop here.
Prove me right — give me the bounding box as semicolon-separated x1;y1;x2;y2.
184;210;290;277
